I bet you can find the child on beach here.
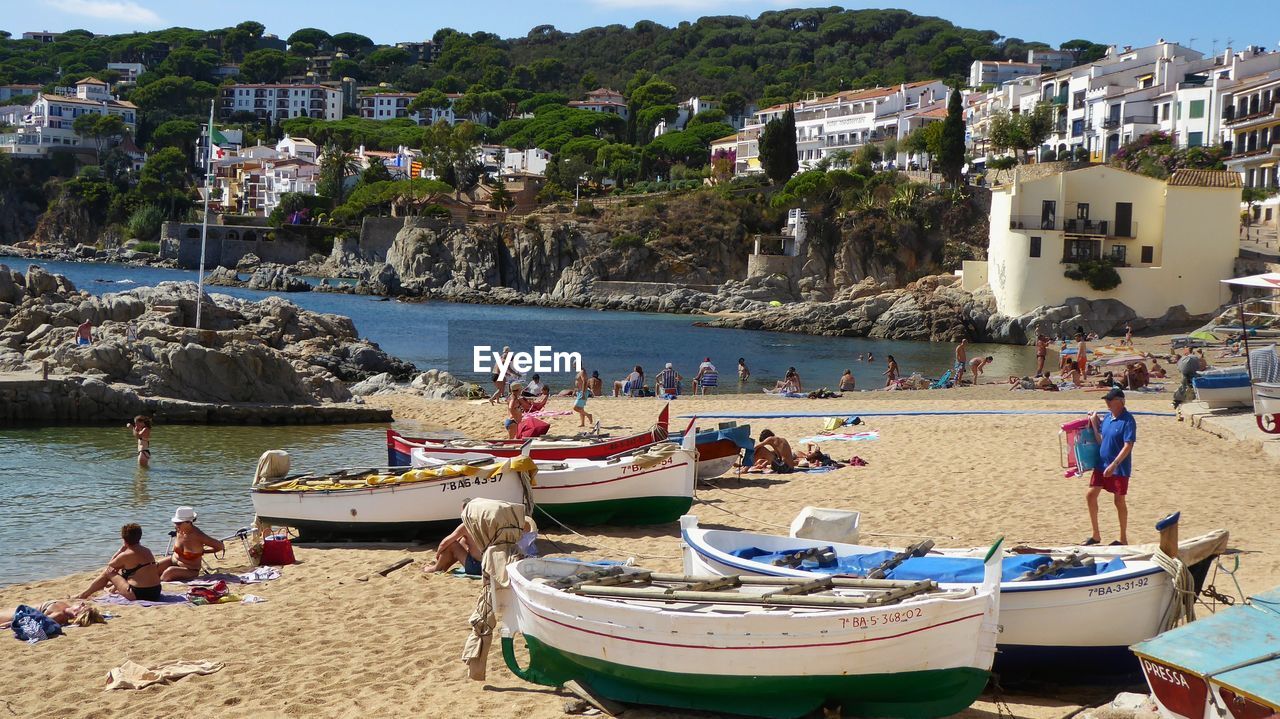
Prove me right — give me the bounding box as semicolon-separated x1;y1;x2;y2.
128;415;152;468
737;358;750;382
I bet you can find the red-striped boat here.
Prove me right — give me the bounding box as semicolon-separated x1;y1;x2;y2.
387;405;672;465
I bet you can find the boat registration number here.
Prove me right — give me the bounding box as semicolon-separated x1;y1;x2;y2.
1087;576;1148;597
439;475;499;492
839;608;922;629
621;457;672;474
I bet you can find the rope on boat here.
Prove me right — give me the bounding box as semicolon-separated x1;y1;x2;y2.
536;510;676;560
1154;547;1197;630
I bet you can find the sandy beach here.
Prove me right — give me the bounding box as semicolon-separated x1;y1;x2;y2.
4;359;1275;719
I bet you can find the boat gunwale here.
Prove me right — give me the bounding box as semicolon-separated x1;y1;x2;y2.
683;527;1168;594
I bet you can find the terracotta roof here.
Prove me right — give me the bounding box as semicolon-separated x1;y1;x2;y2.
710;134;739;144
41;93;136;109
1167;169;1242;188
76;77;107;85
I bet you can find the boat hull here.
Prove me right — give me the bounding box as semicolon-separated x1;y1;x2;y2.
504;558;998;719
530;455;695;526
507;634;988;719
682;524;1174;675
251;470;524;541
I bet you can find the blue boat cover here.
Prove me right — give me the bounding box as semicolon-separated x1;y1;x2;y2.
1192;372;1250;390
728;546;1126;583
1132;587;1280;706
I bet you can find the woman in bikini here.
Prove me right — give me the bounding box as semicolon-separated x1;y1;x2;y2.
77;523;164;601
129;415;152;468
158;507;224;582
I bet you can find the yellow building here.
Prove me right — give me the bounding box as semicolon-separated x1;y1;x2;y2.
962;165;1241;318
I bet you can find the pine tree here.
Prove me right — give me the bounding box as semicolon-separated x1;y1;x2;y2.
760;107;799;184
938;87;966;185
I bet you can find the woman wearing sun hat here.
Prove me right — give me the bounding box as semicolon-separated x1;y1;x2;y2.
157;506;225;582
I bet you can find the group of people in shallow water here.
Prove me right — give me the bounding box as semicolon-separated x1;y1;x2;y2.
3;508;227;631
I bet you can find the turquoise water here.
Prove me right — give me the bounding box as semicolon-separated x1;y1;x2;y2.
0;257;1037;584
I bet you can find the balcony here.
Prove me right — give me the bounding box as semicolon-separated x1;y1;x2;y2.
309;100;325;110
1224;102;1280;130
1050;94;1068;106
1102;117;1121;129
1008;215;1138;239
1122;113;1158;126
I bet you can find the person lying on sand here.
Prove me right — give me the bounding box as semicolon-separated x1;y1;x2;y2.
1;599;88;628
1149;359;1167;378
747;430;828;472
77;523;164;601
425;522;482;575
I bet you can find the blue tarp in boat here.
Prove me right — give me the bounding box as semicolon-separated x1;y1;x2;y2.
677;424;755;465
729;546;1126;583
1192;372;1250;390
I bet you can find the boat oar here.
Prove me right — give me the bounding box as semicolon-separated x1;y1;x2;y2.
865;539;935;579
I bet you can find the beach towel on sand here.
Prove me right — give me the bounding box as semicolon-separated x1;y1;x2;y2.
105;660;223;690
94;593;189;607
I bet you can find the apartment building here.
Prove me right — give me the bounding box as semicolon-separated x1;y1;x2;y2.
219;83;343;123
0;77;138;157
969;60;1042;88
356;92;460;125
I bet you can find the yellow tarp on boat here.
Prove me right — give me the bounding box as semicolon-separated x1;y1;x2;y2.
259;456;538;492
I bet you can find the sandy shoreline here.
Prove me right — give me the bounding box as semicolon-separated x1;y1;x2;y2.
4;339;1274;719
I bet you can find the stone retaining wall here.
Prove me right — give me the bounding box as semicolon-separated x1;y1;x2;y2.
746;254;799;279
592;280;720;298
0;376;392;425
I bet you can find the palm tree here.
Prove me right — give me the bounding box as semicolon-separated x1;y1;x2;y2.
319;143;361;206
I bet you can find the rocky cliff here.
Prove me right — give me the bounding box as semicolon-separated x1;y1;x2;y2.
0;264;415;408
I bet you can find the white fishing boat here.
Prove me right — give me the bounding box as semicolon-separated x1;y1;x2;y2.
1192;367;1252;409
250;455;532;541
413;431;698;526
680;514;1222;674
497;549;1002;719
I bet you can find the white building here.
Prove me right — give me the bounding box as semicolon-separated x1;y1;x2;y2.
569;88;629;121
654;96;758;136
356;91;461;125
107;62;146;85
276;135;318;163
969;61;1042;89
22;31;59;43
0;84;41;102
0;77;138;157
219;83;343;123
502;148;550;177
750;80;949;170
262;158;320;215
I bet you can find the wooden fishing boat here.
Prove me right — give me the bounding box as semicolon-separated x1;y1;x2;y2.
498;550;1002;719
680;515;1223;674
386;405;670;465
1132;586;1280;719
1193;368;1252;409
414;431;699;526
251;457;533;541
391;406;751;479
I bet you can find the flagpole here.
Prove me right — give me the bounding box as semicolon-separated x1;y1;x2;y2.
195;98;214;334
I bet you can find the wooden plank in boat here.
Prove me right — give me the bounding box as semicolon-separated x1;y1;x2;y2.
646;573;931;591
866;539;935;579
569;584;891;609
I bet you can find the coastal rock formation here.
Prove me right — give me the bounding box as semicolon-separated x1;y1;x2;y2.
350;369;466;400
247;265;310;293
203;266;242;286
0;265;415;408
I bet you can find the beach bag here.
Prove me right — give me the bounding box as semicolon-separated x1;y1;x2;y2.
260;533;295;566
822;417;844;431
1073;427;1101;473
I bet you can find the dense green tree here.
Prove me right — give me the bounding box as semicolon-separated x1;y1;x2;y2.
937;87;966;184
421;121;482;194
72;113;126;159
366;47;411;69
288;28;331;47
759;108;798;183
331;32;375;56
988;104;1053;163
358;159;394;186
239;49;305;83
150;119;200;151
317;143;361;205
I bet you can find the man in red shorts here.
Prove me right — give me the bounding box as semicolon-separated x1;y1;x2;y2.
1084;387;1136;545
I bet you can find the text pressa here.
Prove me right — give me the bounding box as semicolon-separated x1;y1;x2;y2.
474;345;583;381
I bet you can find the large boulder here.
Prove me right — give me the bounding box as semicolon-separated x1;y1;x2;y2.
350;372;401;396
411;369;466;400
247;265;310;293
24;265;62;297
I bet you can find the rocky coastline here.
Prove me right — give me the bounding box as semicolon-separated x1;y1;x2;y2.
0;263;467;424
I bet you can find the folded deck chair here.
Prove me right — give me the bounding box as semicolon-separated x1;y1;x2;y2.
929;370;953;389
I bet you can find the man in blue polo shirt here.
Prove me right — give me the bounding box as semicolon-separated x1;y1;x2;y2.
1084;387;1136;545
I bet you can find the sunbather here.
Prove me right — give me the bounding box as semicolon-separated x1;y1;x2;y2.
839;369;856;391
425;522;482;575
1;600;82;627
157;507;224;582
77;523;164;601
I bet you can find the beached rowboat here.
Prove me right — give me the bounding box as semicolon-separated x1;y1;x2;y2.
1132;586;1280;719
1192;368;1252;409
251;457;532;541
386;406;671;465
414;431;698;526
680;516;1223;674
390;406;751;479
497;551;1002;719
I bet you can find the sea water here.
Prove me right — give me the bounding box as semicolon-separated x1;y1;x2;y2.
0;257;1037;584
